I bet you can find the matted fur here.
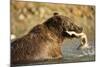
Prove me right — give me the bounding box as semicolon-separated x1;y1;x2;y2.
11;13;83;65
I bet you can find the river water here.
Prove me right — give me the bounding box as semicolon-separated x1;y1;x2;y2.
14;38;95;66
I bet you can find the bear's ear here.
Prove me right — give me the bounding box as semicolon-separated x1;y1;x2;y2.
53;12;59;16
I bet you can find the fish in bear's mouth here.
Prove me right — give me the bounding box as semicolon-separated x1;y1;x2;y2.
65;31;90;50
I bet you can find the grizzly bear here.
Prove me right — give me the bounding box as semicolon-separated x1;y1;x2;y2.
11;13;83;65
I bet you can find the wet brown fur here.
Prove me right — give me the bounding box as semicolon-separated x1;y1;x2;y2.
11;13;83;65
